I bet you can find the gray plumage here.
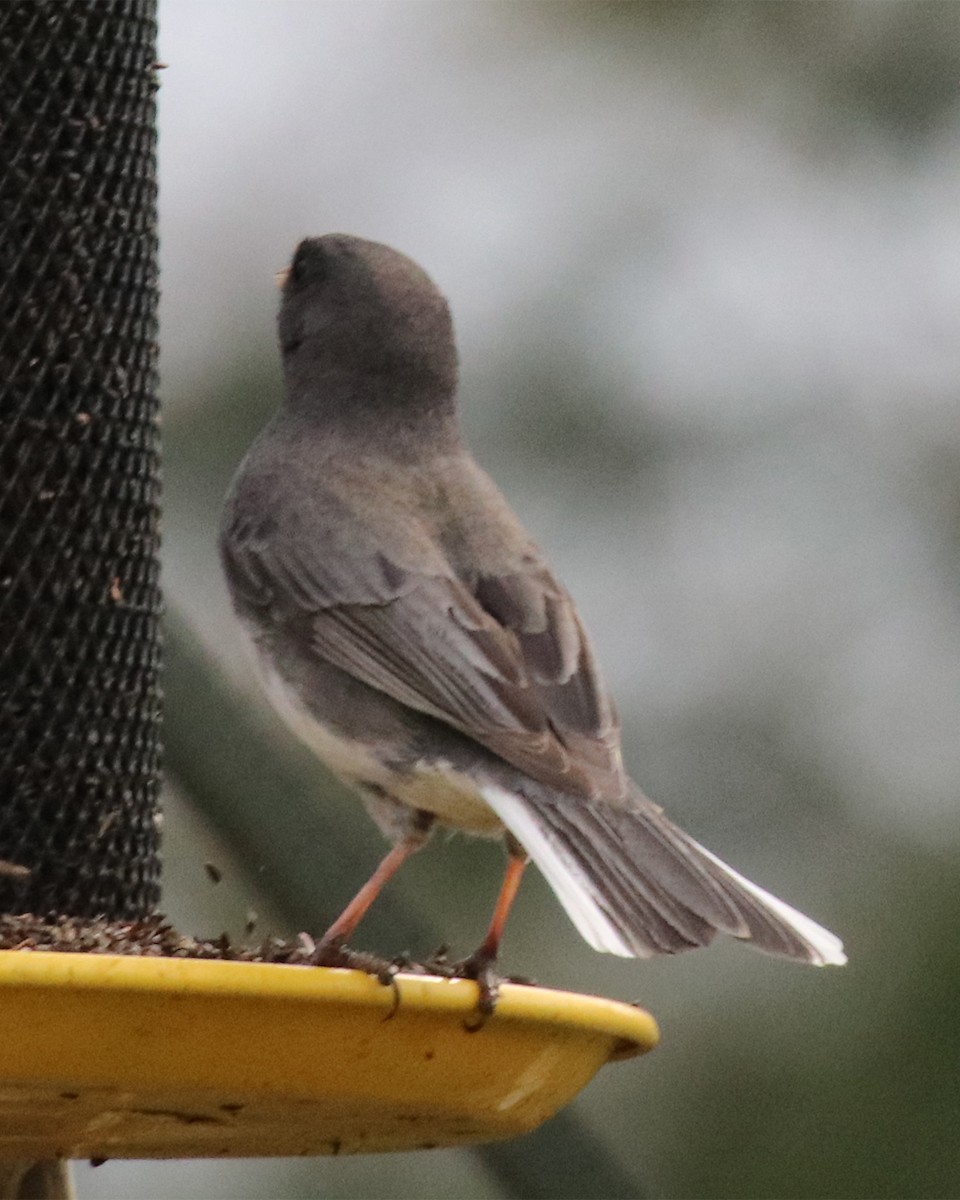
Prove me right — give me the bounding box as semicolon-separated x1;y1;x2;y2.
220;233;845;967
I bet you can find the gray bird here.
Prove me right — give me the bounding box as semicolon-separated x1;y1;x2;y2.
220;234;845;1003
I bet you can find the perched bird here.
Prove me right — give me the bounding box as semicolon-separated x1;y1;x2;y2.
220;234;845;1005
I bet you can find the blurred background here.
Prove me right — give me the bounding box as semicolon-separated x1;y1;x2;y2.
76;2;960;1197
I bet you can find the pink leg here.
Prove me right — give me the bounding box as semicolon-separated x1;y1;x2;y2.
461;848;529;1017
476;851;528;963
322;840;422;944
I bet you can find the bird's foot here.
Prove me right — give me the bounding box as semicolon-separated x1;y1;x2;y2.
304;932;408;1014
301;930;349;967
454;945;503;1025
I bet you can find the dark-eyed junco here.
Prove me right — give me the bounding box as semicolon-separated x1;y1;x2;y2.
220;235;845;1004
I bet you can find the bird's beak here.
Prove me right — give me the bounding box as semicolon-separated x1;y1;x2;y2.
274;266;291;289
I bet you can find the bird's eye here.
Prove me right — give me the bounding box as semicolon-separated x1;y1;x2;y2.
290;241;329;288
290;248;308;284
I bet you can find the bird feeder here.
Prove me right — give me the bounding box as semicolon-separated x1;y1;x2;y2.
0;952;657;1160
0;2;658;1190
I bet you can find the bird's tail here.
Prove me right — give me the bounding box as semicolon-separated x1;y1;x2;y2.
481;782;846;966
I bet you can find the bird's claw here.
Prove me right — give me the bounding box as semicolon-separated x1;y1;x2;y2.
455;947;502;1026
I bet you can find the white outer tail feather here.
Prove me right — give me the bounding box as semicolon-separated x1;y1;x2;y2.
482;784;636;956
482;783;846;966
689;837;847;965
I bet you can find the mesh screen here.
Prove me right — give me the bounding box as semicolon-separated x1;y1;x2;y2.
0;0;162;918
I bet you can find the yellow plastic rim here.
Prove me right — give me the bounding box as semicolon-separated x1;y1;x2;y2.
0;951;658;1159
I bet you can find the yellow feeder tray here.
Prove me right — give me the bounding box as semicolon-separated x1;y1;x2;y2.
0;951;658;1160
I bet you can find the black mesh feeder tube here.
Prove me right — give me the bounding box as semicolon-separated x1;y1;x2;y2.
0;0;162;919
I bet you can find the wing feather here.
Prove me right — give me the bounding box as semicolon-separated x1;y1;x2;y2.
222;504;625;800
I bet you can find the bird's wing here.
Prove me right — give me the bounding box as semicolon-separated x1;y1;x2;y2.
222;497;626;801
